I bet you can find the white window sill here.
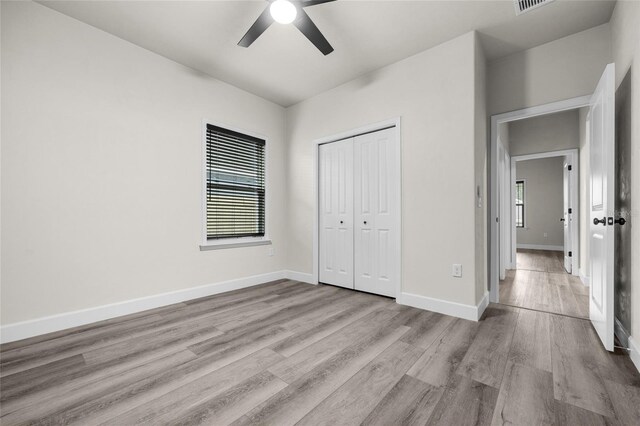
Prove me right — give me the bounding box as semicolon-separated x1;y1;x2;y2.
200;239;272;251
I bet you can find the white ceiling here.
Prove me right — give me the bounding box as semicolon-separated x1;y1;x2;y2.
38;0;616;106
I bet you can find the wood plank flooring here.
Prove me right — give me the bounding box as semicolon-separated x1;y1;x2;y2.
516;249;566;273
1;279;639;425
500;249;589;318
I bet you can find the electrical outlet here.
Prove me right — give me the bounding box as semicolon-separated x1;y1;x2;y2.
452;264;462;278
543;232;548;237
268;247;275;257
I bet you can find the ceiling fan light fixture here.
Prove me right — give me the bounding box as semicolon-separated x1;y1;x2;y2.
270;0;297;24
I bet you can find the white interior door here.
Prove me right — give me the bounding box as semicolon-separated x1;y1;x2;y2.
319;139;354;289
563;159;572;274
354;128;398;297
589;63;615;351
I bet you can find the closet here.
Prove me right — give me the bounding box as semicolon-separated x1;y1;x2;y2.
318;126;399;298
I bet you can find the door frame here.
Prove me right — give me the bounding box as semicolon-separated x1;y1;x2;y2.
312;117;402;299
509;149;580;276
498;142;513;279
490;96;591;303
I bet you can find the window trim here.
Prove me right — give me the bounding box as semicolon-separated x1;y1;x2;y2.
515;179;526;229
200;119;271;250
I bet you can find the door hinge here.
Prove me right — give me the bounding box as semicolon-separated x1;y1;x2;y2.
568;208;572;214
568;251;572;257
568;165;572;171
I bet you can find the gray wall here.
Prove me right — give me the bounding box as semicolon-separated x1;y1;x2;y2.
286;32;483;307
1;2;288;325
615;69;632;338
516;157;565;248
488;24;611;116
508;109;579;156
474;36;488;305
610;0;640;349
508;110;580;251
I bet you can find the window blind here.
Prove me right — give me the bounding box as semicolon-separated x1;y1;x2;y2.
206;124;265;240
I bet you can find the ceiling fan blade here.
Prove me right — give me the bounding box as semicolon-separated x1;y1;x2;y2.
300;0;337;7
238;7;274;48
293;9;334;55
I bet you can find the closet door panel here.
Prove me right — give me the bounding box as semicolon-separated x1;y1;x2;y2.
354;128;398;297
375;134;396;294
319;139;354;288
355;135;377;290
377;229;390;281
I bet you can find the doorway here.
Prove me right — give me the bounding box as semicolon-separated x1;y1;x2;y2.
490;62;619;351
500;149;587;318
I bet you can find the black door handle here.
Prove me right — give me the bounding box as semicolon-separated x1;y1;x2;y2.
340;220;344;224
593;217;606;225
560;218;565;222
615;218;626;226
363;221;367;225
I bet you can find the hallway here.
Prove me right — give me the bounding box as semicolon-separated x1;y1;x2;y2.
499;250;588;318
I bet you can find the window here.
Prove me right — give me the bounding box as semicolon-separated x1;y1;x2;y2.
204;124;266;242
515;180;525;228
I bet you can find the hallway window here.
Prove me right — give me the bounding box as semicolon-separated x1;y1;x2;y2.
515;180;525;228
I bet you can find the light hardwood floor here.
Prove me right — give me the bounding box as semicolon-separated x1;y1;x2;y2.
1;279;639;425
500;249;589;318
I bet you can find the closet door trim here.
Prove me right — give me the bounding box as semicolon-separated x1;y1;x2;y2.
312;117;402;299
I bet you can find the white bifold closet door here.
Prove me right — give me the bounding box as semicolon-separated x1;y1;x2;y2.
318;127;398;298
319;138;354;289
354;128;398;297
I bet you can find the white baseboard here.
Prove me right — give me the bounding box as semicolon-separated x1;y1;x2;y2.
579;270;590;286
629;337;640;374
516;244;563;251
397;291;489;322
0;270;287;344
285;270;315;284
477;291;490;319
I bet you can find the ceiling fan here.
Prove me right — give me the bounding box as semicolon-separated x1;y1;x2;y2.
238;0;336;55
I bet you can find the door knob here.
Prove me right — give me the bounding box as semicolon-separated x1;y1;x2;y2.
363;221;367;225
560;218;565;222
615;217;626;226
593;217;606;225
340;220;344;224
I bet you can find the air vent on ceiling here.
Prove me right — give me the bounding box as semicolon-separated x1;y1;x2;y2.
514;0;556;16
